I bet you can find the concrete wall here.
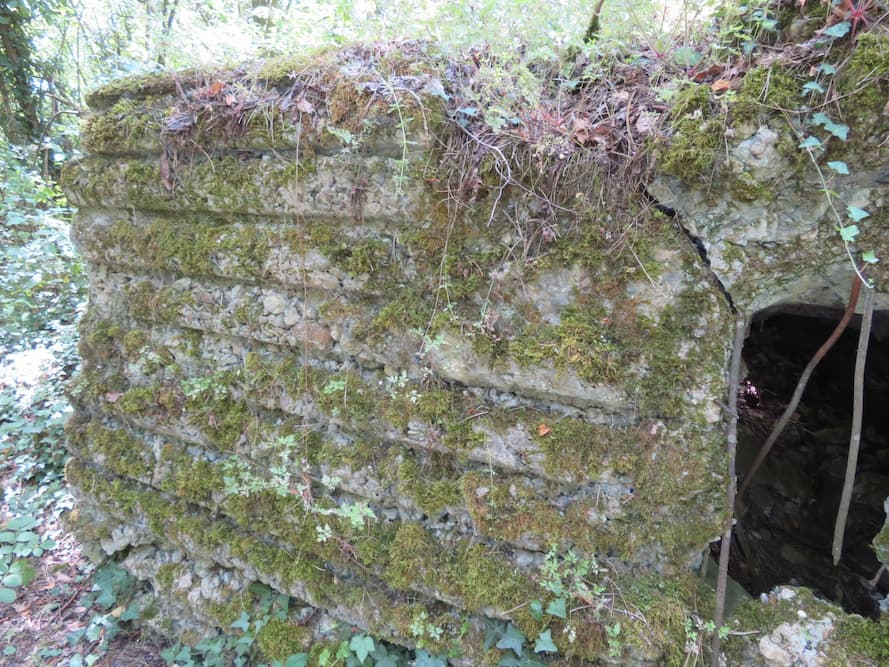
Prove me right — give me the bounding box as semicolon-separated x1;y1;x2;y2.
61;42;889;664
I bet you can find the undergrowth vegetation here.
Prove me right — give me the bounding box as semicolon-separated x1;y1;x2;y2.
0;145;121;662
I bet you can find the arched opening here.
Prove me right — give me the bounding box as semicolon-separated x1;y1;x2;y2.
717;304;889;618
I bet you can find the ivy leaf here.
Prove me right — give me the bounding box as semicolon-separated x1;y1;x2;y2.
349;635;375;663
824;21;851;38
827;161;850;175
824;120;849;141
5;517;36;531
3;560;35;588
820;63;838;75
673;46;703;67
414;649;447;667
839;225;860;242
284;655;309;667
484;619;508;650
862;250;880;264
120;602;141;622
230;611;251;632
496;624;527;658
534;629;558;654
811;112;831;126
798;136;822;149
545;597;567;619
529;600;544;621
802;81;825;94
0;587;15;604
847;206;870;222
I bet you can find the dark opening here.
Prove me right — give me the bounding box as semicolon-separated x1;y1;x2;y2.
715;304;889;618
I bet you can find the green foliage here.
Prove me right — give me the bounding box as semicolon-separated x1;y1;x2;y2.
160;582;306;667
796;52;880;277
66;562;143;665
0;144;84;353
682;615;729;664
0;514;49;603
0;140;84;616
539;545;606;611
0;0;42;141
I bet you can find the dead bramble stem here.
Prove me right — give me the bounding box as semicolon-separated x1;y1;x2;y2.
833;282;875;565
711;311;746;667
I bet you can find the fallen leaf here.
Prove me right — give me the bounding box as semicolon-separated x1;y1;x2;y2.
588;124;617;147
572;117;592;144
296;97;315;114
635;111;659;135
692;63;723;81
538;423;551;437
711;79;732;93
208;81;224;96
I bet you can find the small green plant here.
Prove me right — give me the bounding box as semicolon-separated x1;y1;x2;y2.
0;513;51;603
219;433;376;561
182;375;230;401
682;615;729;665
408;610;444;649
66;562;142;666
605;621;622;658
161;582;307;666
322;377;348;396
374;71;416;195
474;547;612;666
483;620;545;667
539;545;608;614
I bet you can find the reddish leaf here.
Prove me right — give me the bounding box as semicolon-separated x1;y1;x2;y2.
208;81;224;96
692;64;723;82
